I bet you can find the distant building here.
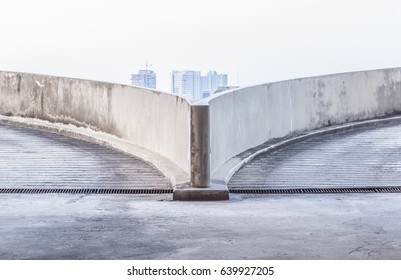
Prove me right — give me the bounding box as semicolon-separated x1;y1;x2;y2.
131;70;156;89
171;71;202;99
201;75;209;98
201;71;228;97
171;70;228;99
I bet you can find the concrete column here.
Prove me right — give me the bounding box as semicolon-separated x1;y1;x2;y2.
190;105;210;187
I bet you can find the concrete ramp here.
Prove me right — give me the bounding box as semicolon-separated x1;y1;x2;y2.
229;122;401;193
0;124;171;192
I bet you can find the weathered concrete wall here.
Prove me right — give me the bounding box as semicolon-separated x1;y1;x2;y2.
208;68;401;173
3;68;401;191
0;71;191;175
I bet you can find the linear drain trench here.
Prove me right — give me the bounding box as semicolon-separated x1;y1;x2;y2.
0;188;173;194
229;187;401;194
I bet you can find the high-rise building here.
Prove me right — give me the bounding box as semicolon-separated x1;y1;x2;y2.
201;71;228;98
130;70;156;89
201;75;209;96
171;70;228;99
171;71;201;99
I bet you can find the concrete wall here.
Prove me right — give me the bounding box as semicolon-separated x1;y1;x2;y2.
3;68;401;189
208;68;401;173
0;71;191;175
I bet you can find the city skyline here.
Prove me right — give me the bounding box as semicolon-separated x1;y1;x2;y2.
130;67;230;98
2;0;401;92
170;70;228;99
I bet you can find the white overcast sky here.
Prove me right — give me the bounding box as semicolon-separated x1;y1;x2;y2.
1;0;401;91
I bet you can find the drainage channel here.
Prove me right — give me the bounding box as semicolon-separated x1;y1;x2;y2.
0;188;173;194
229;187;401;194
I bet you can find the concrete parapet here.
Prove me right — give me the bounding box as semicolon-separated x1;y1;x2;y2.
2;68;401;200
0;71;191;187
206;68;401;178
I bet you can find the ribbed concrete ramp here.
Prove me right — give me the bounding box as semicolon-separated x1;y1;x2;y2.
229;122;401;191
0;124;171;190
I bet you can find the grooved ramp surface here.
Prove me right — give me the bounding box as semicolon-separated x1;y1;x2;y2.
229;123;401;190
0;124;171;190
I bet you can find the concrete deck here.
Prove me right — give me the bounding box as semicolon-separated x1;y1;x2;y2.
1;193;401;259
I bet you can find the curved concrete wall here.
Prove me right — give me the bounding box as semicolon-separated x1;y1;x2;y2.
3;68;401;192
208;68;401;173
0;71;191;176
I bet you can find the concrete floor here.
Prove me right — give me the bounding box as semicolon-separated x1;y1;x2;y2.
1;193;401;259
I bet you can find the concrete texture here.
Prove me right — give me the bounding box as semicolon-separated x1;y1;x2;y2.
206;68;401;175
213;116;401;186
229;120;401;189
0;71;191;180
1;193;401;259
0;115;188;186
3;68;401;199
173;184;229;201
1;107;401;258
0;123;171;190
190;105;211;187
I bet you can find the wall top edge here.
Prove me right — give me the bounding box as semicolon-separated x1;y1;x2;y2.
3;67;401;107
198;66;401;105
0;69;192;104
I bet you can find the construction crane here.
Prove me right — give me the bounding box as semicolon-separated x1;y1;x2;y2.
136;62;153;71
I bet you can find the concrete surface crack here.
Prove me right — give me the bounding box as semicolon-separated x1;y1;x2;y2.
348;246;364;255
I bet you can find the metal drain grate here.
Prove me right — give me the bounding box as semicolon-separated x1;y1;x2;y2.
0;188;173;194
229;187;401;194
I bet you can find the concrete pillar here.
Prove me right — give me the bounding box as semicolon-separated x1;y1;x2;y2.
190;105;210;187
174;104;228;199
